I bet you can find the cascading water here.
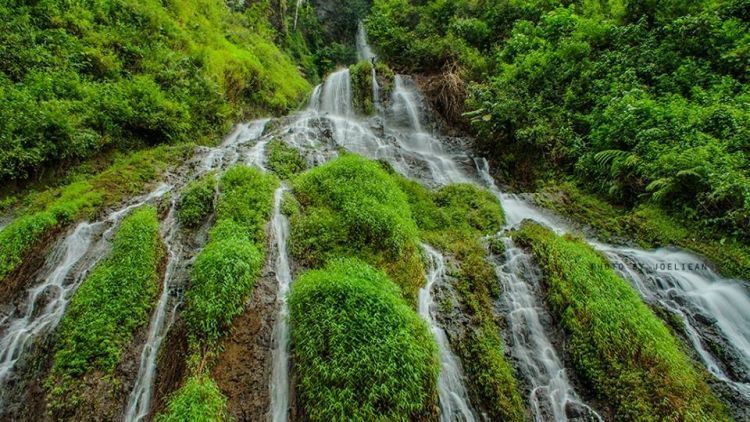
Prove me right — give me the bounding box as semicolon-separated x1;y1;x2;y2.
319;69;353;116
600;245;750;400
124;195;184;422
268;186;293;422
475;158;601;421
496;237;601;421
477;159;750;409
420;244;477;422
123;118;271;422
293;0;305;30
356;20;380;111
0;184;172;409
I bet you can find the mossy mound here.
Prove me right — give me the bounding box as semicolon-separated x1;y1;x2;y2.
289;258;439;421
291;154;424;302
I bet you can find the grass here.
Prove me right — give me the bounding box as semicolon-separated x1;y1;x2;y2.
266;140;306;179
155;374;229;422
0;144;190;285
45;205;163;416
289;258;439;421
393;175;525;420
513;221;729;420
177;173;216;228
535;181;750;282
183;165;277;350
291;154;424;303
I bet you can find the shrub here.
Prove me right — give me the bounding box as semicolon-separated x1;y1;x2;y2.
178;174;216;228
350;60;374;114
266;140;306;179
291;154;424;301
156;374;229;422
46;205;163;415
182;166;276;348
289;258;439;421
513;221;729;420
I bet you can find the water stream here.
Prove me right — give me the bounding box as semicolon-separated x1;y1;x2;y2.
123;118;271;421
268;186;293;422
421;244;477;422
0;184;172;409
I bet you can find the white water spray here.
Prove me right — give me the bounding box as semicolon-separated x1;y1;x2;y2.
0;185;171;409
268;186;293;422
420;244;477;422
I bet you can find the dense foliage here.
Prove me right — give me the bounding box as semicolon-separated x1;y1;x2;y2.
46;205;163;416
350;60;375;114
289;258;439;421
0;0;311;183
183;165;276;348
156;374;229;422
291;153;425;302
177;173;216;228
266;140;306;179
513;221;728;420
367;0;750;244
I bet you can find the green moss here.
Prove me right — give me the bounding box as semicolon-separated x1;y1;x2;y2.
183;166;277;349
155;374;229;422
513;221;729;420
289;258;439;421
291;154;424;302
350;60;374;115
177;174;216;228
537;181;750;281
0;144;190;285
45;205;163;416
266;140;306;179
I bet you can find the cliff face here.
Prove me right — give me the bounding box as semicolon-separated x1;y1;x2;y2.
311;0;372;43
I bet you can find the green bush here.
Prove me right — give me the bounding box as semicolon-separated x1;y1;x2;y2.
178;174;216;228
513;221;729;420
46;205;163;415
182;165;276;348
291;154;424;301
350;60;374;114
156;374;229;422
289;258;439;421
266;140;306;179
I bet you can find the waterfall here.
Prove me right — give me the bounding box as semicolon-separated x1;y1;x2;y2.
268;186;293;422
356;21;376;63
0;184;172;409
123;118;270;422
391;75;423;133
420;244;477;422
123;195;184;422
319;69;353;116
475;159;601;421
293;0;305;30
477;158;750;405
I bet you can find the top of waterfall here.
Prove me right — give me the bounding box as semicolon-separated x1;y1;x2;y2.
356;21;376;63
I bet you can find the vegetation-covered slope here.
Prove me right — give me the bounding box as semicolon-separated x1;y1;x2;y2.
0;0;311;184
366;0;750;260
45;205;163;419
513;221;728;420
289;258;439;421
